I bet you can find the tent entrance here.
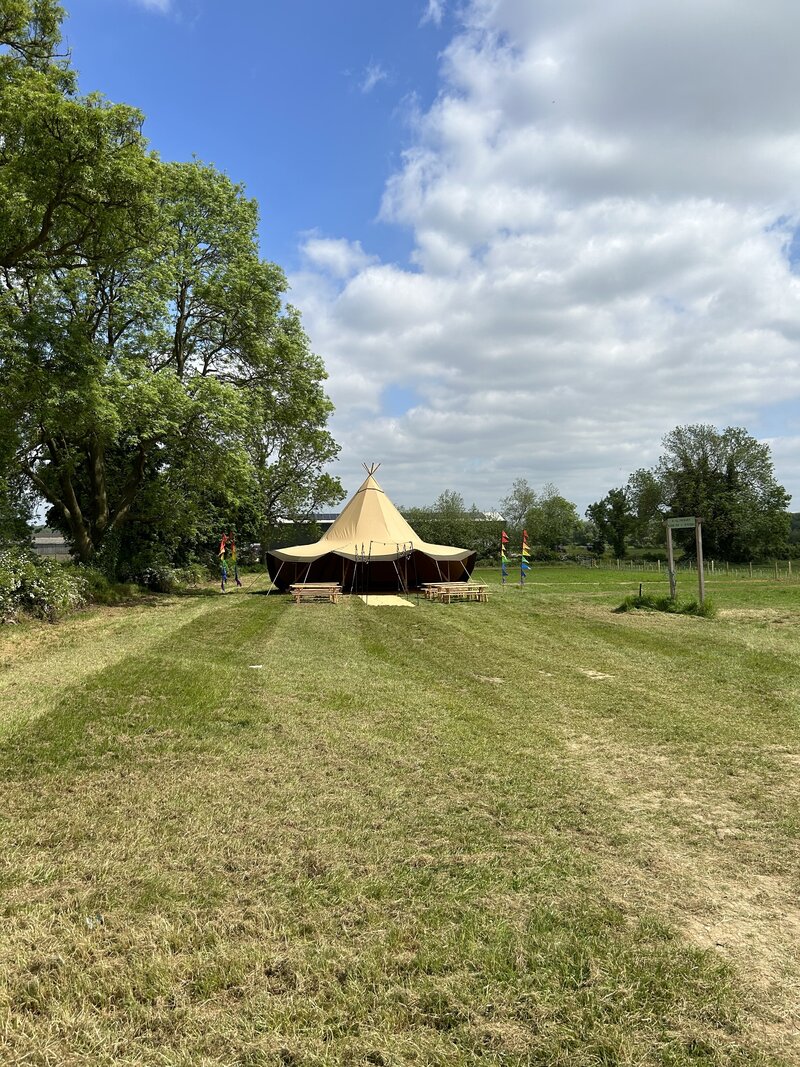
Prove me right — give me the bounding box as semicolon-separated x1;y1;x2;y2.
348;541;413;597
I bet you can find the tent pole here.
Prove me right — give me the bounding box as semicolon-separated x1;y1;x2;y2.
267;559;285;595
391;551;405;595
367;541;372;602
411;543;420;603
349;547;358;595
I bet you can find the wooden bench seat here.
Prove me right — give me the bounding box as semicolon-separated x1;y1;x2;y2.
421;582;489;603
289;582;342;604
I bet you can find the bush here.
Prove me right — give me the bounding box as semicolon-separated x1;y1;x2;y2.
135;561;214;592
615;593;716;618
173;562;212;587
137;564;179;593
530;547;562;562
0;548;88;623
62;565;141;605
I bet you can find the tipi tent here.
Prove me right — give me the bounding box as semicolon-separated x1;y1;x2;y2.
267;467;477;592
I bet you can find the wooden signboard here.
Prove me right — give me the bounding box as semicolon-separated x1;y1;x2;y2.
664;517;705;604
666;516;697;530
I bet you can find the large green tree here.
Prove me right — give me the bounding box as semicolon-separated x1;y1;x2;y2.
625;467;664;545
527;483;579;550
655;424;790;560
499;477;537;534
3;160;341;564
586;488;635;558
1;5;342;567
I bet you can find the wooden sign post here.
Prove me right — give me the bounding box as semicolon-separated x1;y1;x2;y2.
665;516;705;604
665;525;677;600
695;517;705;606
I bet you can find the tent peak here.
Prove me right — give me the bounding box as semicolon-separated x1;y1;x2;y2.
362;461;381;476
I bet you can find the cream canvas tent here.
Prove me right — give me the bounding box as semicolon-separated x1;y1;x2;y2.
267;466;477;592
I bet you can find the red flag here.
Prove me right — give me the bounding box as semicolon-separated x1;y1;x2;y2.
501;530;509;543
218;533;228;558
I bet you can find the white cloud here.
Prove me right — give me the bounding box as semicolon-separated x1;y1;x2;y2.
132;0;171;12
420;0;446;27
360;61;388;94
300;236;378;279
294;0;800;510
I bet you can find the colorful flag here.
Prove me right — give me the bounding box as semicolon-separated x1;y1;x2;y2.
501;530;509;544
231;538;242;587
521;530;530;584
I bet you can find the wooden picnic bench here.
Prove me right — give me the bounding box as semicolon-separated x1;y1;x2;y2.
421;582;489;603
289;582;342;604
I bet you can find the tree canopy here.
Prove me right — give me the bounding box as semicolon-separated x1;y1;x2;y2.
0;1;342;570
401;493;501;560
499;479;580;551
586;425;791;561
585;488;633;558
656;424;790;560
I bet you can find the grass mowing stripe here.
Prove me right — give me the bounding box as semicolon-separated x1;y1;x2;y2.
0;595;224;739
0;593;289;777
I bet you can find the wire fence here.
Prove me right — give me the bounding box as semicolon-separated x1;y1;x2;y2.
578;558;797;580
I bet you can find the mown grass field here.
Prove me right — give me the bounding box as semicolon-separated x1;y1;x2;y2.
1;566;798;1066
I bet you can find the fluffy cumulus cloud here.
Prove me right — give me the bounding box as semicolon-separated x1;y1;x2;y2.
300;236;378;279
293;0;800;510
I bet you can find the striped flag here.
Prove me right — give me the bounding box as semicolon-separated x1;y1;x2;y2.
521;529;530;584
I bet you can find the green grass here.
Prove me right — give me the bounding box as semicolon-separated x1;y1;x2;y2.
615;593;716;617
0;567;798;1065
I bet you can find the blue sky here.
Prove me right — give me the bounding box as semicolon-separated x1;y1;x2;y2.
64;0;446;273
60;0;800;511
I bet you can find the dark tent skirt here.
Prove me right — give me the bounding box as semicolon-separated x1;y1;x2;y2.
267;549;477;592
